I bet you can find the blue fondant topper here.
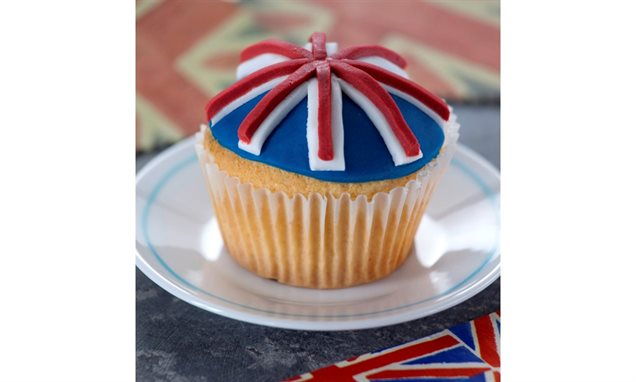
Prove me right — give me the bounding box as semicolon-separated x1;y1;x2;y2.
205;34;451;182
210;91;444;183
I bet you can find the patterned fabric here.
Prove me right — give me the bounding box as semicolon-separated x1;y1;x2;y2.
137;0;500;151
284;311;500;382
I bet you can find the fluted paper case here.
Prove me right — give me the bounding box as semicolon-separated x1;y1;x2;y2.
195;118;458;289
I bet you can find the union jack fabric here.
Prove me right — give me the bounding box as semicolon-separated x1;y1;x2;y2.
136;0;499;152
284;311;501;382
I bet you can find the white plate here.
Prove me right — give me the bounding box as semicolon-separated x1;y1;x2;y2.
136;136;500;331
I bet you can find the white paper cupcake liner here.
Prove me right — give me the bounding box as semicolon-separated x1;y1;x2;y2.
195;117;459;289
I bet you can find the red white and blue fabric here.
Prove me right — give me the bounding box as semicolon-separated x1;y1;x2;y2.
284;311;500;382
205;32;450;171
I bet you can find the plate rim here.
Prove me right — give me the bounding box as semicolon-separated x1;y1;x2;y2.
136;136;500;331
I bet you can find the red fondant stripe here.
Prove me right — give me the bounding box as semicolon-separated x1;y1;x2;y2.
344;59;450;121
238;62;317;143
316;62;333;160
205;59;309;121
310;32;327;60
330;61;420;156
367;367;491;380
331;45;407;68
308;335;459;381
239;39;312;62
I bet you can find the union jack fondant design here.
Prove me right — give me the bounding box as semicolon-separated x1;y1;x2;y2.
205;32;451;171
284;311;500;382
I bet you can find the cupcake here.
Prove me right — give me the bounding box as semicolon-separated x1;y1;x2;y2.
195;32;459;289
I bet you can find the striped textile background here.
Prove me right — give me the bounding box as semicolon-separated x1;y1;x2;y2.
136;0;499;152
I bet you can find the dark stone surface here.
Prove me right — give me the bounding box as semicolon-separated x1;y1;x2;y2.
136;105;500;382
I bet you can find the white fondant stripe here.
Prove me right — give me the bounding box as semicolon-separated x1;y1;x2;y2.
306;78;345;171
238;82;309;155
337;77;422;166
210;77;286;126
236;53;290;80
326;42;339;56
356;56;409;78
381;84;447;129
304;42;339;55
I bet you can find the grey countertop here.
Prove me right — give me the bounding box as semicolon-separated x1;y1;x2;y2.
136;104;500;382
